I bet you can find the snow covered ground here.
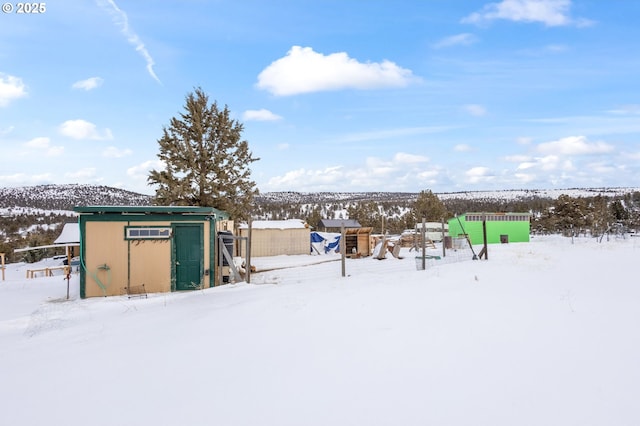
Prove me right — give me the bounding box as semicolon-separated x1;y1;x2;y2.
1;235;640;426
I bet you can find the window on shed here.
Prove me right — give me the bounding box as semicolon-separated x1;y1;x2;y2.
125;226;172;240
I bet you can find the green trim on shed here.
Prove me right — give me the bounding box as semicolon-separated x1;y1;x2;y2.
76;205;228;298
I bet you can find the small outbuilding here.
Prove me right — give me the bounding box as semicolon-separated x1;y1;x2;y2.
75;206;230;298
344;227;373;257
448;212;531;245
13;221;81;278
238;219;310;257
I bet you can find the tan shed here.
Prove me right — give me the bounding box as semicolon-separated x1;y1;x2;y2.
74;206;229;298
238;219;310;257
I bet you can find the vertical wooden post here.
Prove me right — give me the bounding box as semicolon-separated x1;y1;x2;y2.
482;216;488;260
442;218;446;258
1;253;5;281
421;217;426;271
246;218;252;284
341;224;346;277
216;233;221;286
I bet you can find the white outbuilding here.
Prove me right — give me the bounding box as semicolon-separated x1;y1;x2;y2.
238;219;310;257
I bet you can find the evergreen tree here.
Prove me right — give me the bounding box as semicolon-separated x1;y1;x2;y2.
552;194;588;236
588;195;613;237
347;201;382;231
148;87;259;220
410;190;449;225
305;206;323;230
610;200;628;222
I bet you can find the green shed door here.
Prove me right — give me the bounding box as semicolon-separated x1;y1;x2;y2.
174;224;203;291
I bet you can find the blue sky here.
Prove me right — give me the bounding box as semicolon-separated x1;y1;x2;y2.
1;0;639;195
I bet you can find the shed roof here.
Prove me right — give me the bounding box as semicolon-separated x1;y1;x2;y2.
319;219;361;228
239;219;308;230
73;205;228;218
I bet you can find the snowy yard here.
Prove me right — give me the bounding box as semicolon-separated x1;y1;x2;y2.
1;235;640;426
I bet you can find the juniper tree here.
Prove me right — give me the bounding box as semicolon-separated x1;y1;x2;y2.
148;87;259;220
411;190;449;224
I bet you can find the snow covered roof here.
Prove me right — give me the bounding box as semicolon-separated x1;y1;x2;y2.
239;219;308;230
319;219;361;228
14;222;80;253
54;222;80;244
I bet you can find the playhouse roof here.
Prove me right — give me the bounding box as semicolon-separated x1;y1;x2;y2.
54;222;79;244
14;222;80;253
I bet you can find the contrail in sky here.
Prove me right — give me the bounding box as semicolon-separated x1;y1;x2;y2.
99;0;162;84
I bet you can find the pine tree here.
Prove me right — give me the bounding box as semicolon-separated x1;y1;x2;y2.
411;190;449;224
148;88;259;220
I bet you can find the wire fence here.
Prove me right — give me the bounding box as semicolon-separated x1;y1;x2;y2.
414;245;476;270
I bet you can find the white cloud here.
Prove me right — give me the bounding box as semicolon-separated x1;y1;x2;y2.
514;172;536;183
393;152;429;164
276;143;290;151
463;104;487;116
416;169;439;182
0;125;14;136
517;154;574;172
462;0;586;27
64;168;97;180
432;33;478;49
0;74;27;107
267;167;344;189
102;146;133;158
607;105;640;115
516;161;536;170
0;173;53;185
98;0;161;84
257;46;418;96
265;152;434;191
46;146;65;157
545;44;569;53
585;161;616;175
454;144;473;152
622;151;640;161
465;166;494;184
505;154;532;162
536;135;614;155
242;109;282;121
127;160;165;180
23;137;64;156
72;77;104;91
59;119;113;140
341;126;449;143
24;137;51;149
546;158;569;171
516;136;533;145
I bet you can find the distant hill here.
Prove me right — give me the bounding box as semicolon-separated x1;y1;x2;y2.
1;184;639;212
255;187;640;204
0;184;153;211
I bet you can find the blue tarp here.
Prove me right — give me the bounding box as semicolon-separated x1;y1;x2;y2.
310;231;341;254
325;236;340;253
311;232;325;243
